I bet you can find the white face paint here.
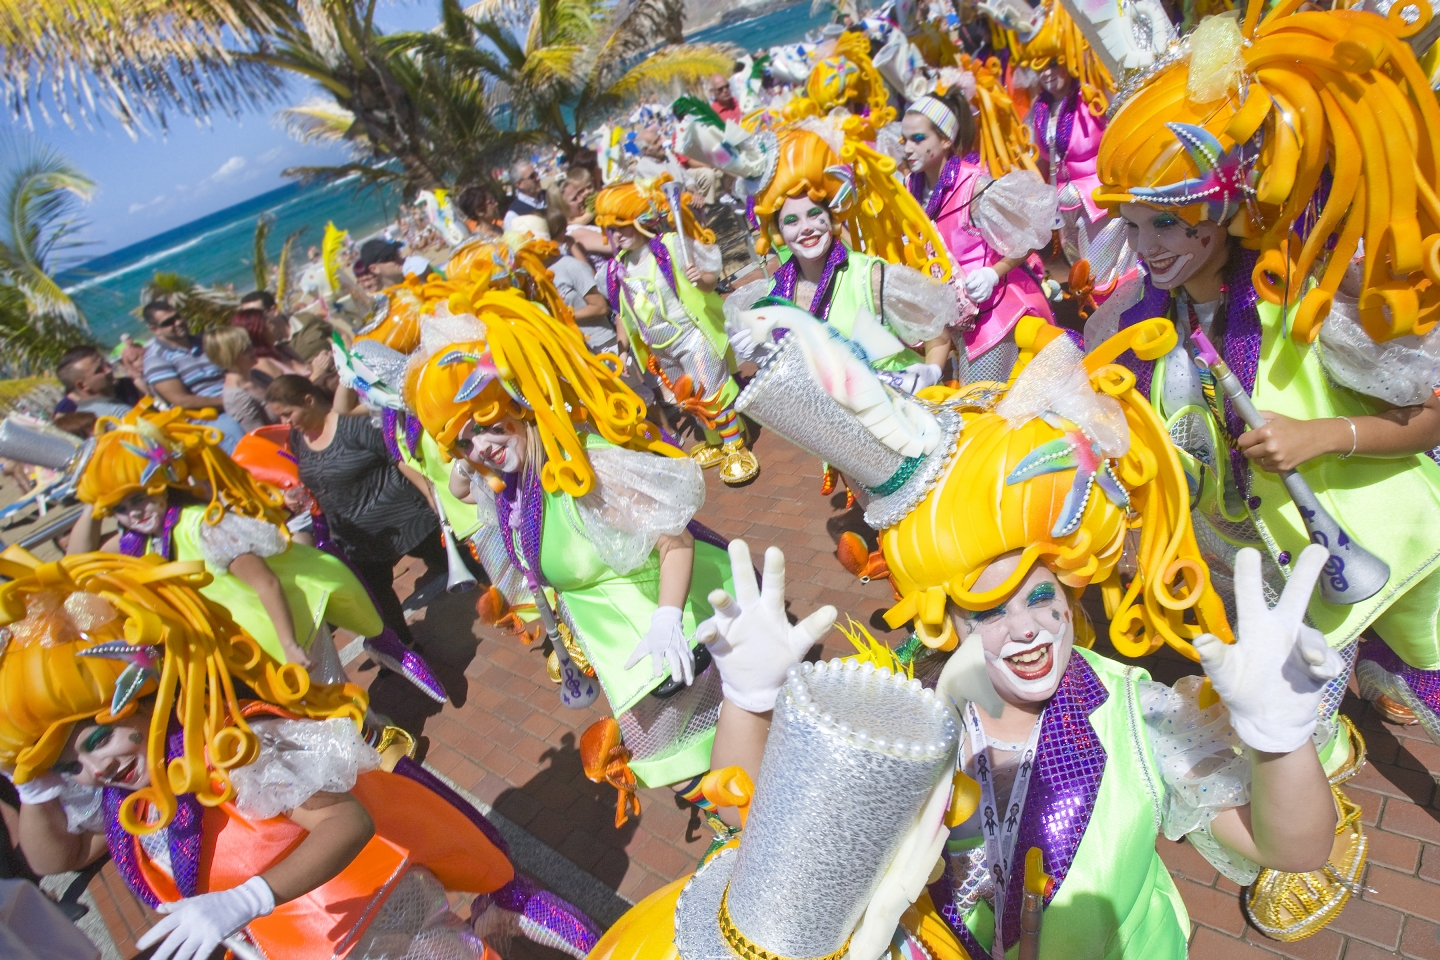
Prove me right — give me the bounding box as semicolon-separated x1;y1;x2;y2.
952;555;1074;705
112;490;168;536
1119;201;1228;292
776;194;835;270
54;708;152;791
461;416;527;474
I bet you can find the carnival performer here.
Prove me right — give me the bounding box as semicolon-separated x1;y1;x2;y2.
0;549;600;960
593;175;759;485
1017;0;1136;288
901;88;1060;383
64;403;446;701
604;314;1342;960
724;126;960;392
1091;7;1440;758
405;288;734;790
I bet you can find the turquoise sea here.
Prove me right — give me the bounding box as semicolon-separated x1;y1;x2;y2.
57;0;831;348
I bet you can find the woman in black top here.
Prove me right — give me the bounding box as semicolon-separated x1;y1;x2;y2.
265;375;444;647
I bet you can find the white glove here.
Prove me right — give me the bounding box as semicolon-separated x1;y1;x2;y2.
137;876;275;960
728;326;758;362
624;606;695;686
902;363;942;393
13;772;66;805
962;266;999;303
694;540;837;712
1193;545;1345;754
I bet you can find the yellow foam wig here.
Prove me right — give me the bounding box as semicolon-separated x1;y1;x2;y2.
752;128;953;281
1096;4;1440;342
1018;0;1115;114
881;318;1232;661
0;548;365;834
789;31;897;131
404;289;679;498
76;403;287;528
592;174;717;246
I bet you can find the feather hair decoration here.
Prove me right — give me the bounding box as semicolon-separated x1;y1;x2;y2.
322;221;348;293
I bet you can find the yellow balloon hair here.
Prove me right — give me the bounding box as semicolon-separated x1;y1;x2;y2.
404;289;679;498
1018;0;1115;114
592;175;717;246
358;238;578;355
787;31;897;131
961;54;1041;176
752;128;953;282
0;548;366;835
76;401;287;529
880;319;1232;662
1097;6;1440;342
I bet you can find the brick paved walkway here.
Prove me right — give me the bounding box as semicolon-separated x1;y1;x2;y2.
37;425;1440;959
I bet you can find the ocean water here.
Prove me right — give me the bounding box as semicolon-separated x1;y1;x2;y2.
59;179;403;345
57;0;831;348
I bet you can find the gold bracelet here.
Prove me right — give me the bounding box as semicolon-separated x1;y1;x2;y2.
1337;416;1358;460
717;883;853;960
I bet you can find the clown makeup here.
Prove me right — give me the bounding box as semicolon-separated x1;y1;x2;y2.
112;489;169;536
900;112;953;183
460;416;528;474
952;555;1074;705
1119;201;1228;292
777;195;834;269
1038;62;1074;101
53;706;151;790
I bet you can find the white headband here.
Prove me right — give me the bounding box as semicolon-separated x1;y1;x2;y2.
907;96;959;141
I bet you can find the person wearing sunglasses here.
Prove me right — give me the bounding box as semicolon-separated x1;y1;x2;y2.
139;299;246;451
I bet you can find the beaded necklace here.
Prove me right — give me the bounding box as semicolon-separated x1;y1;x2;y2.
768;239;848;323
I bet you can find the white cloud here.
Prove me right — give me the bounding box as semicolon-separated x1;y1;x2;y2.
210;156;247;181
256;146;284;164
128;194;166;214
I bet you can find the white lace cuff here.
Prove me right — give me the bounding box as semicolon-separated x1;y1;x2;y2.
880;263;958;344
196;513;288;574
230;717;379;820
972;170;1059;259
574;443;706;574
1318;295;1440;407
1141;676;1260;883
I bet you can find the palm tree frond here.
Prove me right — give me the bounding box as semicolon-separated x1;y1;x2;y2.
274;99;362;149
602;43;738;104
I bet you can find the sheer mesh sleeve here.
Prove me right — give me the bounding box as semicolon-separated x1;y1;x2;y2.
971;170;1060;259
691;240;723;275
58;781;104;834
1140;676;1261;885
879;263;959;344
724;279;774;332
196;513;288;574
1318;295;1440;407
230;717;379;820
573;444;707;575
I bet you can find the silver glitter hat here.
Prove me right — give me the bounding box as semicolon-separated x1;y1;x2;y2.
675;658;959;960
734;332;961;530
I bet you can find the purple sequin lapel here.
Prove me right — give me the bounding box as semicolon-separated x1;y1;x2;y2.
104;718;204;907
1113;278;1174;402
907;156;964;221
1220;249;1263;493
649;235;678;295
998;653;1109;951
767;241;848;323
381;408;402;462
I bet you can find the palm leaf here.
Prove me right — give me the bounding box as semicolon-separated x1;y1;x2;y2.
141;272;239;333
274;99;364;149
0;142;95;327
275;228;305;309
600;43;738;106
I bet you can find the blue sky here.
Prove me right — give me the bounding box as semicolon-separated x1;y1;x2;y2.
9;1;440;260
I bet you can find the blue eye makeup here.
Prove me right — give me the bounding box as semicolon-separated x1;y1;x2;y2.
1027;582;1057;606
906;133;928;143
1152;214;1181;229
